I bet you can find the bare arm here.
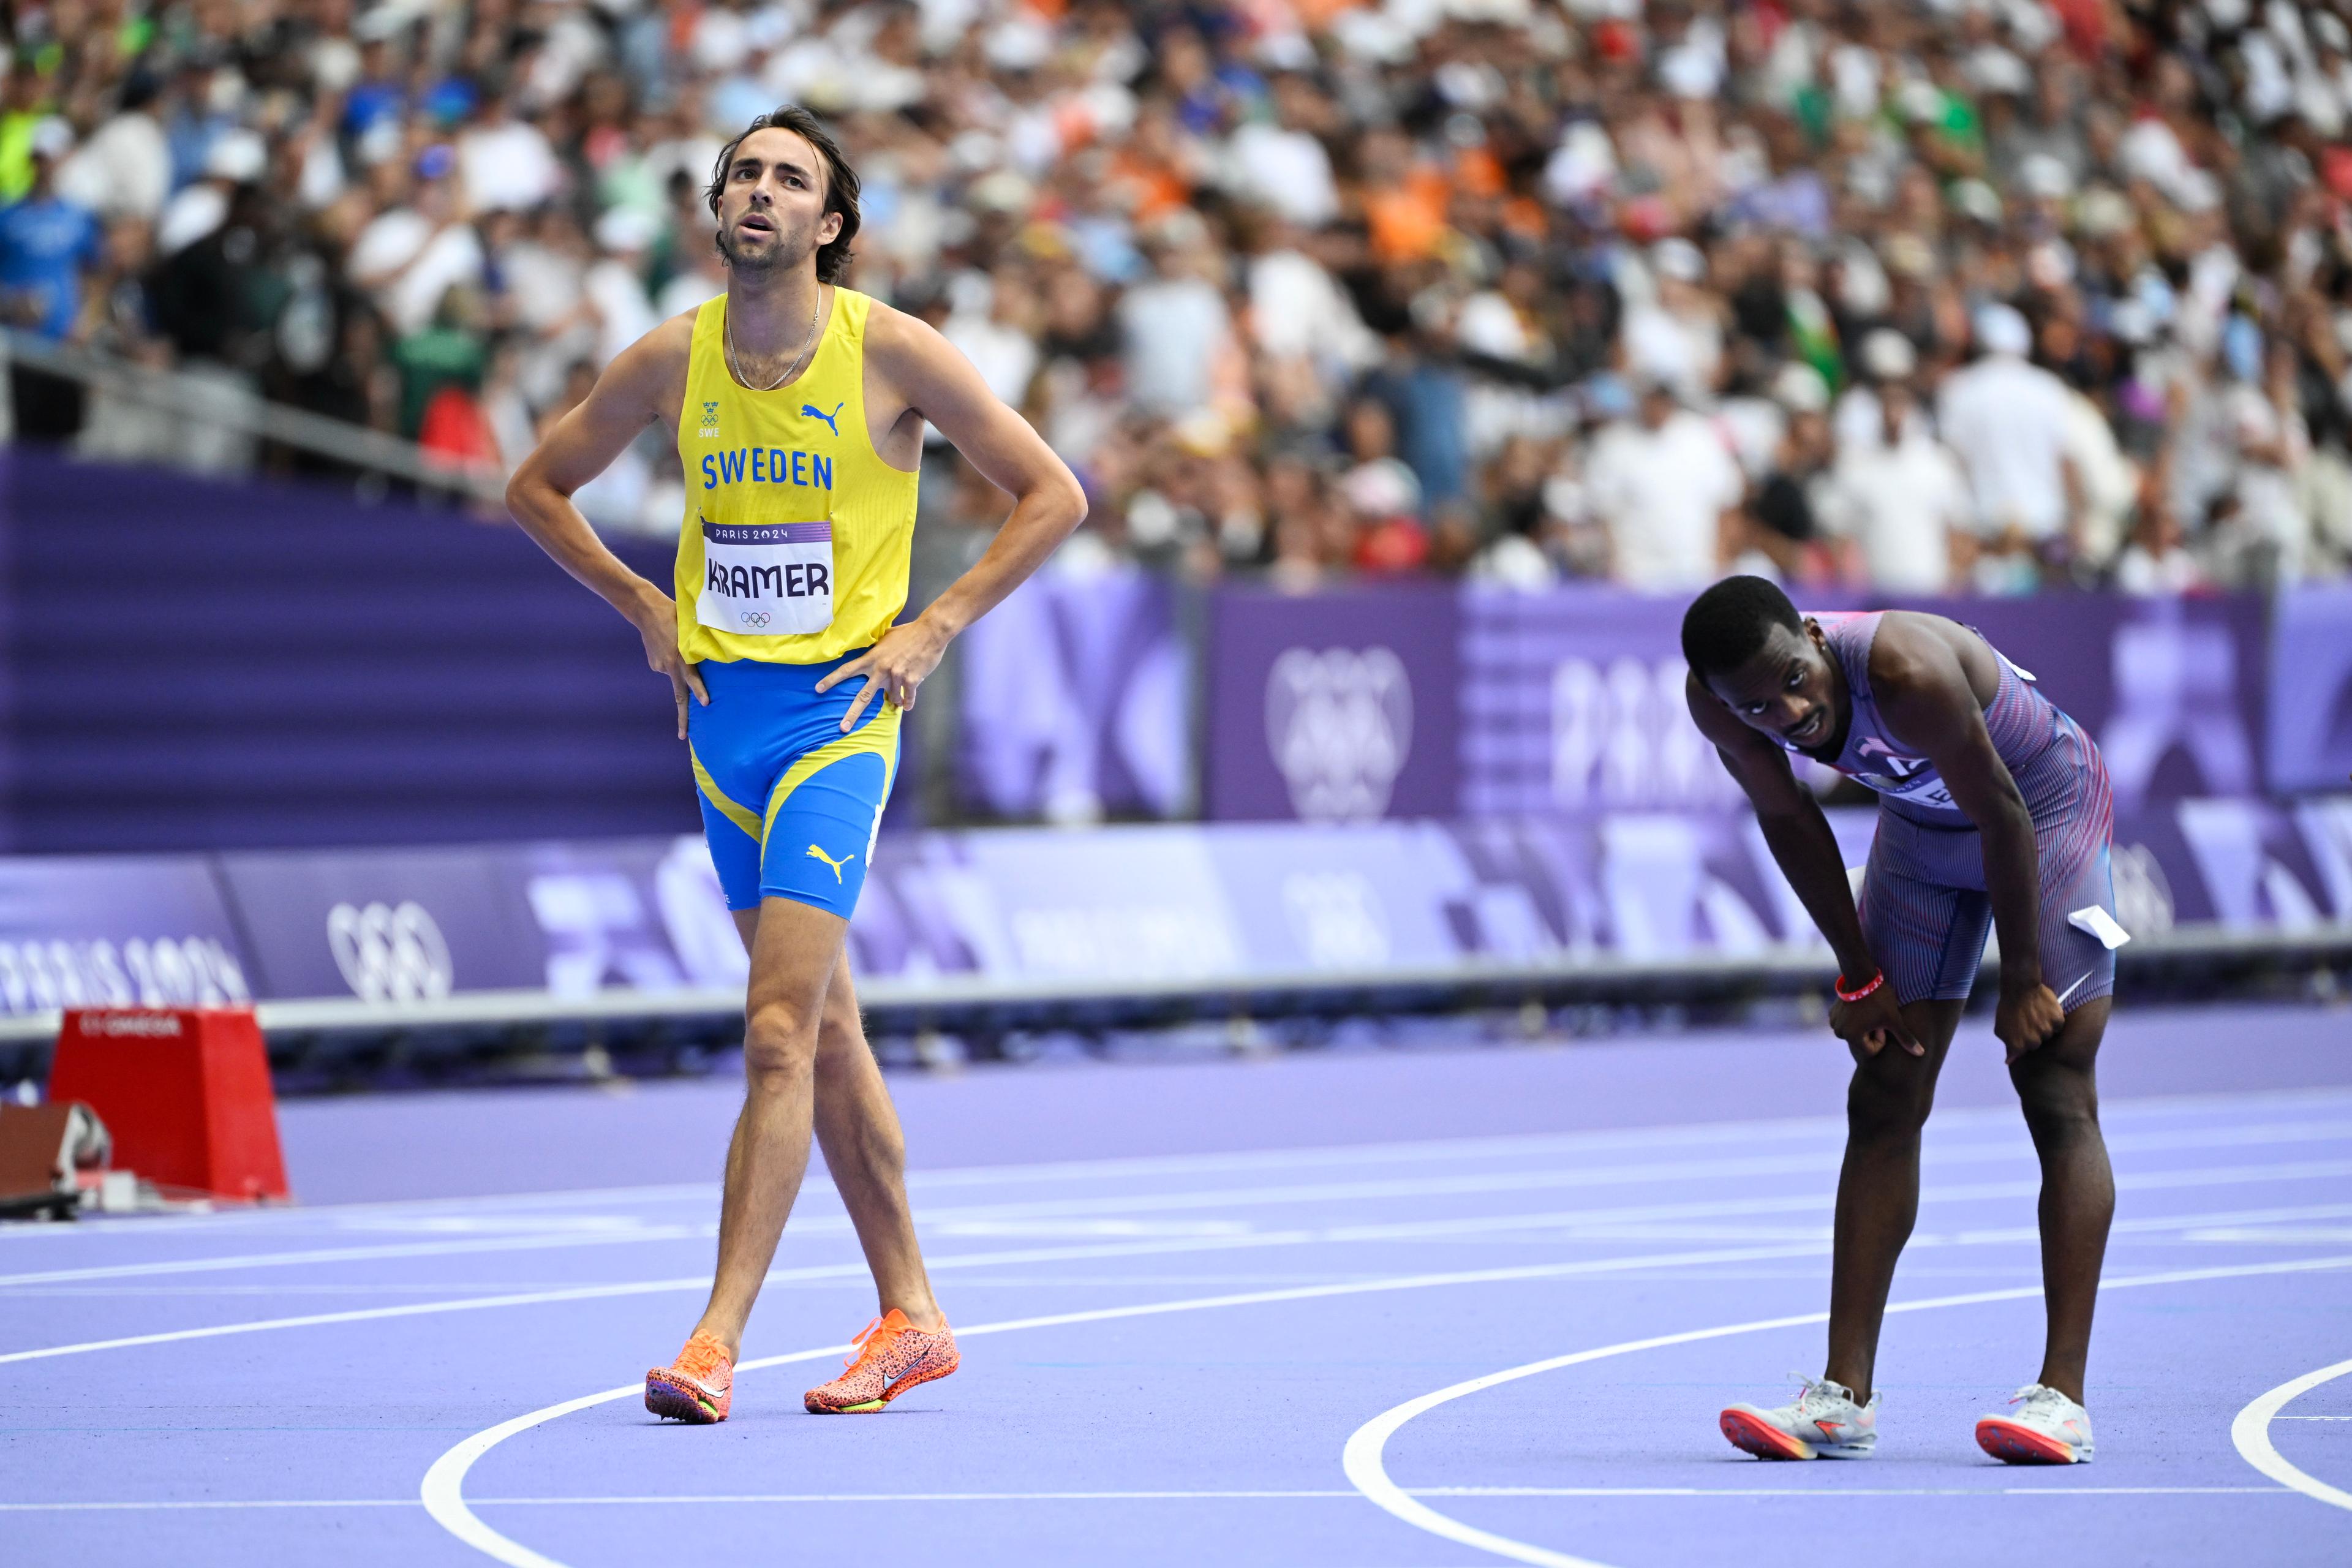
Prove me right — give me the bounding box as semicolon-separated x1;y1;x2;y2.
505;315;707;737
815;304;1088;730
1868;621;2061;1058
1688;676;1921;1056
1688;677;1872;981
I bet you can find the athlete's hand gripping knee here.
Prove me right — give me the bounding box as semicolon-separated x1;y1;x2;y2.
1995;981;2065;1064
1831;982;1924;1058
816;617;949;731
631;588;710;739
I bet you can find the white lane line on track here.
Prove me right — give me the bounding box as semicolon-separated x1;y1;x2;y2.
0;1098;2006;1245
0;1485;2295;1513
0;1232;1377;1366
0;1114;1840;1244
2231;1357;2352;1512
13;1118;2351;1288
7;1150;2340;1319
0;1230;712;1289
415;1241;1841;1568
10;1163;2351;1360
0;1150;1876;1284
1342;1253;2352;1568
9;1084;2345;1249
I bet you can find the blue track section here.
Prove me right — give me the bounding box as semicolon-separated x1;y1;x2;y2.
3;1003;2350;1567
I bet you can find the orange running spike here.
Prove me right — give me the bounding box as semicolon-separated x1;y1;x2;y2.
646;1330;734;1423
804;1309;959;1413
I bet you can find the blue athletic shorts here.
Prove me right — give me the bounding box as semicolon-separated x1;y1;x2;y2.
685;651;899;918
1858;781;2119;1014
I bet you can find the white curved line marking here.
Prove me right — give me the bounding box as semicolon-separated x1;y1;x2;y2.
2231;1357;2352;1512
1344;1253;2352;1568
419;1241;1831;1567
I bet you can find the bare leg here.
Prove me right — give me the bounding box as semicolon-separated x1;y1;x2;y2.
690;897;846;1360
810;951;944;1330
1823;998;1966;1404
2008;997;2114;1404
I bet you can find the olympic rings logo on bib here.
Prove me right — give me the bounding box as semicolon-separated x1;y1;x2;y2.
696;516;834;638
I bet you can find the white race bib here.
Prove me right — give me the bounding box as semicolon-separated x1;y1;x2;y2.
696;518;832;636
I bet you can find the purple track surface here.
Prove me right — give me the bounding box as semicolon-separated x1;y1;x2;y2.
5;1001;2351;1567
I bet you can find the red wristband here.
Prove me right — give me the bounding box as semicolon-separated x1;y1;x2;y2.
1834;970;1885;1003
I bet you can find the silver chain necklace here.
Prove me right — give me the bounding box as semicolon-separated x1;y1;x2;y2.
725;285;824;393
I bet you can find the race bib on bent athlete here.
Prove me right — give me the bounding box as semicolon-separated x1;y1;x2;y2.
695;518;833;636
1847;739;1957;811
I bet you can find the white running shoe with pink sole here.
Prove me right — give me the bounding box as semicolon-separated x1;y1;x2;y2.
1976;1384;2095;1464
1720;1374;1880;1460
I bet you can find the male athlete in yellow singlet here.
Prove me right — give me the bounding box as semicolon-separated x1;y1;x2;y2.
507;105;1085;1421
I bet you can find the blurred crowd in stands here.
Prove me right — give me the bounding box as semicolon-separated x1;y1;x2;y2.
4;0;2351;594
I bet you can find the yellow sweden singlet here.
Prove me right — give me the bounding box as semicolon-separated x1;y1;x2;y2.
674;288;919;665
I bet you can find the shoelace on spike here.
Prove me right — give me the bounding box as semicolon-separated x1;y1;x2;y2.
841;1316;894;1370
2008;1384;2064;1416
677;1334;728;1381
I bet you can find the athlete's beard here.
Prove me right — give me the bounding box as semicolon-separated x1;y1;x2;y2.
715;213;815;278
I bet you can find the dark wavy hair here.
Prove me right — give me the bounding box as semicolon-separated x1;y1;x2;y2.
705;105;860;282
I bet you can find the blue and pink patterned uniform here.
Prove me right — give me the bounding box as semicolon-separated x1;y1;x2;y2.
1796;612;2118;1011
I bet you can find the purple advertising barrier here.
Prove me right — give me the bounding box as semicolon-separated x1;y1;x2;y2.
0;796;2342;1011
1461;586;1767;817
0;856;251;1016
1920;592;2268;810
1450;586;2268;821
1205;582;1460;823
2109;794;2352;932
218;837;758;1004
955;559;1190;820
217;846;547;1003
2269;585;2352;793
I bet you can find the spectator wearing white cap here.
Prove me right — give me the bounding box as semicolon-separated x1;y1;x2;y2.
1936;303;2081;577
1119;213;1235;420
1620;238;1725;401
1733;363;1836;582
154;126;266;256
1583;374;1746;591
1822;369;1973;594
1833;328;1929;456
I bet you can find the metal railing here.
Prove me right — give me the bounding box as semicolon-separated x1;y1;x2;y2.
0;328;507;505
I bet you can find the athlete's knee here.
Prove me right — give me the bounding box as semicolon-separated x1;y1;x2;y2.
1847;1065;1935;1140
2013;1057;2100;1138
742;1000;821;1084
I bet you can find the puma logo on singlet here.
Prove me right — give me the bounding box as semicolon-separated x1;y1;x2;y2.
802;401;843;435
806;843;855;882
